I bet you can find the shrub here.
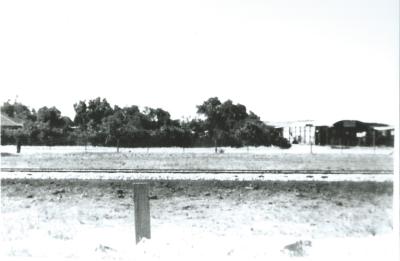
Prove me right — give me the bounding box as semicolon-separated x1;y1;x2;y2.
273;136;292;149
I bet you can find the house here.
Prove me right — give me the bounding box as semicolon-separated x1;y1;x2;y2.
1;113;23;129
1;113;25;152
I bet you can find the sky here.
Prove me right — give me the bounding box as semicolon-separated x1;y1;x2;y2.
0;0;398;125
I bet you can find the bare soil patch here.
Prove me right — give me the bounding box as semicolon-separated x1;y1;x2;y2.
1;179;393;260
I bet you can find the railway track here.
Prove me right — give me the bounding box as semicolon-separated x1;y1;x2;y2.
1;168;393;175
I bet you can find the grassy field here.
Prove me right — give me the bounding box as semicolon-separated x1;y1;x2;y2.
1;179;394;260
0;145;394;171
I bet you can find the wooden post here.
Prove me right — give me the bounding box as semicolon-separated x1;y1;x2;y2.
134;183;151;244
16;140;21;153
372;129;376;152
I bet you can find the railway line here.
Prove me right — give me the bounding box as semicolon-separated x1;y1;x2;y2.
0;168;393;174
0;168;394;182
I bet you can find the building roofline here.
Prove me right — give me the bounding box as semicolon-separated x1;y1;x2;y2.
1;113;24;127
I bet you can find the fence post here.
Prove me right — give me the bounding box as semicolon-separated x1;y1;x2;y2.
134;183;151;244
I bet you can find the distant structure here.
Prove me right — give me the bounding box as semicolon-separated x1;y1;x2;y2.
266;119;394;147
330;120;394;147
1;113;24;152
265;120;334;145
1;113;23;129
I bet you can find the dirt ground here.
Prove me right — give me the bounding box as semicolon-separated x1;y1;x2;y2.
1;179;394;260
1;150;393;171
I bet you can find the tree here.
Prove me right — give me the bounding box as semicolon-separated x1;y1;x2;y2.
73;100;90;147
1;127;29;145
236;119;272;148
37;107;66;128
73;101;88;127
219;100;248;131
87;97;113;128
1;101;73;146
142;107;172;130
1;101;15;117
102;107;126;152
197;97;224;151
197;97;252;151
102;105;148;151
196;97;277;149
35;106;72;146
1;101;36;121
73;98;113;146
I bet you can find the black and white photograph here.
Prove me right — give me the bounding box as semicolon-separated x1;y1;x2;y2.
0;0;399;260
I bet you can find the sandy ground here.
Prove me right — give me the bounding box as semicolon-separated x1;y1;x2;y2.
1;179;395;260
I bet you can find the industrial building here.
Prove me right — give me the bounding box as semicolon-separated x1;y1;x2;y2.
267;119;394;147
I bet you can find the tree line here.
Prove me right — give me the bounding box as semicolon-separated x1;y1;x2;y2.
1;97;291;150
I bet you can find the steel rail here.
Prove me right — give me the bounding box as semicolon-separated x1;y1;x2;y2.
0;168;393;174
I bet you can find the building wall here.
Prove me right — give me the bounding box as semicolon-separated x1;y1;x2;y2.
282;125;316;144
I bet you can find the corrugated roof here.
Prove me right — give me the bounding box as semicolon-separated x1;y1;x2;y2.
265;119;393;130
372;126;394;131
1;113;23;128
